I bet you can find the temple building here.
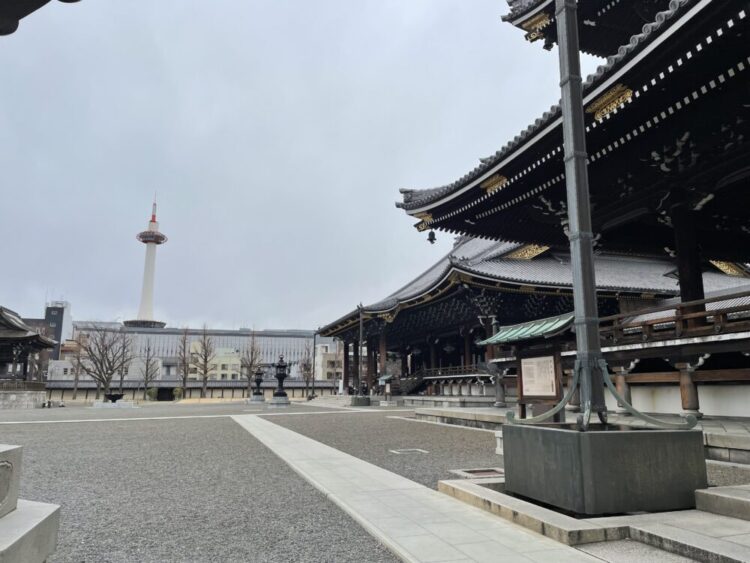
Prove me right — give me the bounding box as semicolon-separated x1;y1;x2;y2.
389;0;750;417
320;237;746;405
0;307;56;382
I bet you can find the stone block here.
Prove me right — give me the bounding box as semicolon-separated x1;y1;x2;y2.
705;446;730;462
267;396;290;408
0;499;60;563
0;445;22;520
495;431;503;456
729;448;750;465
246;395;265;404
503;424;707;516
704;432;750;451
350;396;370;407
706;460;750;487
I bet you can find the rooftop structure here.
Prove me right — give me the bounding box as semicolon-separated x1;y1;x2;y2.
0;306;56;380
125;201;168;329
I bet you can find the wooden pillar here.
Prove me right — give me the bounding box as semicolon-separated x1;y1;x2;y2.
463;329;472;368
400;351;408;377
367;338;376;390
612;366;632;416
378;332;387;376
352;339;360;391
342;341;350;394
482;318;495;362
675;362;702;418
671;202;706;324
429;341;437;370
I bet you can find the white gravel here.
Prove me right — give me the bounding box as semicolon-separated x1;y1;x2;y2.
3;417;398;562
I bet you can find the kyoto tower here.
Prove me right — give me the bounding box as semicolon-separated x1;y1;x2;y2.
124;201;168;329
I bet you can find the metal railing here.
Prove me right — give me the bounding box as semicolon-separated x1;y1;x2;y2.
420;364;488;379
600;289;750;345
0;380;46;391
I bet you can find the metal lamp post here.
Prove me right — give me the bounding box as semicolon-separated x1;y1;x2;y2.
268;355;290;407
248;367;265;403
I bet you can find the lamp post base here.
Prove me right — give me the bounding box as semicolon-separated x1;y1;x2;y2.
268;396;290;408
246;394;265;404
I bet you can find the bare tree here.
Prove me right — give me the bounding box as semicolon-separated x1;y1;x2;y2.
299;340;313;397
140;339;159;400
69;338;86;401
191;325;215;399
117;331;131;393
177;327;191;398
77;326;133;397
241;332;262;397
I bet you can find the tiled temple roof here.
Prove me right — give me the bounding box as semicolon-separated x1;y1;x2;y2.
320;236;748;334
397;0;692;212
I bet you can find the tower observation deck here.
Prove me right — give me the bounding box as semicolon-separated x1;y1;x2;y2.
124;201;168;329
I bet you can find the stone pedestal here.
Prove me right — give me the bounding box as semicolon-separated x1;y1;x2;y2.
267;396;290;408
0;444;59;562
92;401;137;409
0;391;46;410
0;446;22;519
246;395;265;404
503;424;707;515
350;396;371;407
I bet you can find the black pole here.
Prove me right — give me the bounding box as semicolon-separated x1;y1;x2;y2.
556;0;606;430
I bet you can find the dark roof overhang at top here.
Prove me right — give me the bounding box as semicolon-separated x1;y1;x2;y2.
398;0;750;262
502;0;675;57
0;1;79;36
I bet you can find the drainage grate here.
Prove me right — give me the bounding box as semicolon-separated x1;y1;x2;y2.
448;467;504;478
388;448;430;455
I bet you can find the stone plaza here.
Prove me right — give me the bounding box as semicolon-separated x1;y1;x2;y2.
7;398;749;562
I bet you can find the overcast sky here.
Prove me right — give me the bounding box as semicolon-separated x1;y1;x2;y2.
1;1;598;330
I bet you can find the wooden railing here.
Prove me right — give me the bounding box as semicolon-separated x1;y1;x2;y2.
600;289;750;345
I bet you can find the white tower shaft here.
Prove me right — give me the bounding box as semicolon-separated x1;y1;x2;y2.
137;242;158;320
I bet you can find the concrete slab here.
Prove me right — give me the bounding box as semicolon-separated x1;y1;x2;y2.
231;414;584;563
0;499;59;563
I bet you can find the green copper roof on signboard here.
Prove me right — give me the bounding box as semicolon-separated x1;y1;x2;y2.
479;312;574;346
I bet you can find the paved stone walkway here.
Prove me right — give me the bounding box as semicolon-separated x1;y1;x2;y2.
232;414;598;563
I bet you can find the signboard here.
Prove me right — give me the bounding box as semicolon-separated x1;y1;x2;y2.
520;355;557;398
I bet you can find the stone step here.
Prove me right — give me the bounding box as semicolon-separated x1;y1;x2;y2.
628;521;750;563
0;500;60;563
696;485;750;521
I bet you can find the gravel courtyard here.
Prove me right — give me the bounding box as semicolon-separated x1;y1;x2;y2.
1;412;398;563
268;410;501;488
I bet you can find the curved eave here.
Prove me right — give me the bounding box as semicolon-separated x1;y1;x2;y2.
398;0;699;220
318;260;674;338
